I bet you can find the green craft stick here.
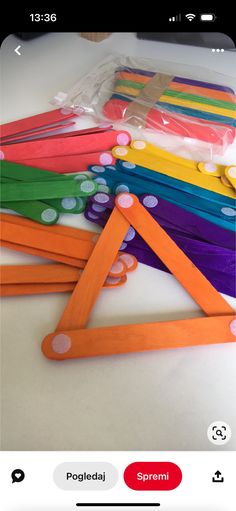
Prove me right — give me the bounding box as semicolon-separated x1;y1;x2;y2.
0;200;59;224
163;89;236;111
43;196;87;214
1;179;98;202
0;160;88;182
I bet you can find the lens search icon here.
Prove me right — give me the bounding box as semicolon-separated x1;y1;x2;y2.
207;421;232;445
11;469;25;484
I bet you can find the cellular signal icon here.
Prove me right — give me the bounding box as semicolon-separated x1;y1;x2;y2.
169;14;181;22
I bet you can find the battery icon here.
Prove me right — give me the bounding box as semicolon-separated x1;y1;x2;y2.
200;13;216;21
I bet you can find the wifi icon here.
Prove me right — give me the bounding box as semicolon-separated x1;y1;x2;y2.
185;13;196;21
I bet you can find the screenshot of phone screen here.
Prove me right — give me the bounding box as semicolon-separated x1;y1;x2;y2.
0;8;235;511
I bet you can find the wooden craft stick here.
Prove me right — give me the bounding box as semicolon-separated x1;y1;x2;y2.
112;146;235;199
42;315;236;359
0;200;59;225
0;264;127;290
1;130;130;161
225;166;236;190
130;140;198;170
115;194;234;316
56;207;130;331
0;240;129;278
0;160;85;182
14;151;116;173
1;109;76;139
1;125;112;144
1;178;97;202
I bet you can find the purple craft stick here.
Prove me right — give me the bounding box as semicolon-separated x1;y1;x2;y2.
91;192;115;209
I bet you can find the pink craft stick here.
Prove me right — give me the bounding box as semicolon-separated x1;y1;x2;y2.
0;130;131;161
1;109;77;139
13;151;116;173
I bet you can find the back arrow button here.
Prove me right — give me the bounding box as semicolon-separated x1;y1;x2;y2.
14;45;21;56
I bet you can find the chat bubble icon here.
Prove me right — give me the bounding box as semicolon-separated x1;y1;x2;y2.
11;469;25;484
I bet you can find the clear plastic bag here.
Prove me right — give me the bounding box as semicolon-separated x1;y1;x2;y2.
51;54;236;160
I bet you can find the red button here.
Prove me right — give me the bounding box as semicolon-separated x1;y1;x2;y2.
124;462;182;491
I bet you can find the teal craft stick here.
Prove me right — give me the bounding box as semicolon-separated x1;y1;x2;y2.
157;102;236;127
89;167;235;231
115;161;235;207
1;178;97;202
0;200;59;224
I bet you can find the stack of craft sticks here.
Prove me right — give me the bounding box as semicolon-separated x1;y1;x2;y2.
84;140;236;297
0;213;138;296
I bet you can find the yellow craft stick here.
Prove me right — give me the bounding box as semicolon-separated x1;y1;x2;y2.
130;140;198;170
159;94;236;119
197;162;225;178
112;146;235;199
225;166;236;190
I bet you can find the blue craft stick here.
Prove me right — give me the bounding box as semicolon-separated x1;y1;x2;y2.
116;161;235;207
157;102;236;127
90;165;235;224
89;167;235;231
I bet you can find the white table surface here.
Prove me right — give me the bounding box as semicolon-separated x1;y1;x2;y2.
1;32;236;451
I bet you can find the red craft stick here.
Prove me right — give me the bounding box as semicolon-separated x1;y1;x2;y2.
1;109;77;139
13;151;116;173
1;125;113;145
0;130;131;161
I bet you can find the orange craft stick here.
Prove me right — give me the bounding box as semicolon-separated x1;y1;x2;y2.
56;207;130;331
42;315;236;360
115;194;234;317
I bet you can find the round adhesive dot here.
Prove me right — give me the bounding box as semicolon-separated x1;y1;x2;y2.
76;197;85;209
95;177;107;185
120;242;127;250
117;133;130;145
133;140;146;150
105;276;121;285
80;181;96;193
106;165;116;170
87;212;99;220
117;194;134;208
115;147;128;156
221;175;232;188
202;162;217;173
221;207;236;217
110;260;124;275
92;204;106;213
98;185;110;193
115;184;130;194
94;192;109;204
125;226;135;241
41;208;58;223
227;166;236;178
52;334;71;354
99;152;113;165
143;195;158;208
119;253;135;268
230;319;236;336
74;174;87;181
61;197;77;210
122;161;136;169
90;165;105;173
0;151;5;160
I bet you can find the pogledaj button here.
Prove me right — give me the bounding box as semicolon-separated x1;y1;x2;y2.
124;462;182;490
54;462;118;491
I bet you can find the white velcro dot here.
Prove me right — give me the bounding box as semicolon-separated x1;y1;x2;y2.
125;226;135;241
203;162;217;173
105;277;121;285
61;197;77;210
115;147;128;156
122;161;136;169
228;166;236;178
98;185;110;193
120;242;127;250
76;197;84;209
95;192;109;204
95;177;106;185
92;204;106;213
221;207;236;217
229;319;236;336
41;208;58;222
88;212;99;220
74;174;87;181
133;140;146;150
52;334;71;354
91;166;105;173
143;195;158;208
115;184;129;194
119;253;134;268
110;261;124;274
117;194;134;208
117;133;130;145
80;181;95;193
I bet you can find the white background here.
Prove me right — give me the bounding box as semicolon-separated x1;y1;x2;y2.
1;32;236;451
